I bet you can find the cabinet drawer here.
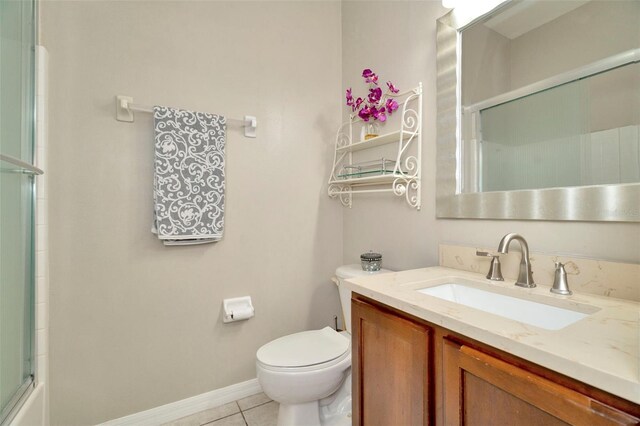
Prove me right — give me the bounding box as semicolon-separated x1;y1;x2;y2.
443;338;640;426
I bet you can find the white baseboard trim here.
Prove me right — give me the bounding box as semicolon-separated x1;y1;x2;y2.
101;378;262;426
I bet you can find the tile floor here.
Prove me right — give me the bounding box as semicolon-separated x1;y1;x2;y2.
163;393;278;426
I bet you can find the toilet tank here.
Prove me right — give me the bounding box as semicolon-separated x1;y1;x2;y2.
334;264;392;334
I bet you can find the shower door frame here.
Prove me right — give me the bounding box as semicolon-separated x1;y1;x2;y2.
0;0;39;423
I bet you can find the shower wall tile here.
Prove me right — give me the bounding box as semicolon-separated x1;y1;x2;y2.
35;46;50;426
36;251;47;279
619;126;640;183
35;146;46;199
440;244;640;302
37;275;48;304
36;199;47;225
37;354;47;385
36;224;47;253
36;329;48;356
36;303;47;330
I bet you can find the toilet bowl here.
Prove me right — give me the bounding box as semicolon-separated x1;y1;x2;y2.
256;264;391;426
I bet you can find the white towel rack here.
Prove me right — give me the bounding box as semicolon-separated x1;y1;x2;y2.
115;95;257;138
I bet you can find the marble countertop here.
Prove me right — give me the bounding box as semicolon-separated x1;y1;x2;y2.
343;266;640;404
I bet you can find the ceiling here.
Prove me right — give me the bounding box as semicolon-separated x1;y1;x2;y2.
483;0;591;39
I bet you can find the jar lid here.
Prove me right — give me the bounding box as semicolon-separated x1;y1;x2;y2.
361;252;382;261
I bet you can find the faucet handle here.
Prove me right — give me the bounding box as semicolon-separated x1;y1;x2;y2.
551;262;572;295
476;251;504;281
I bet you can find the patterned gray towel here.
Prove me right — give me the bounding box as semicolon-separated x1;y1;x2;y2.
152;106;226;245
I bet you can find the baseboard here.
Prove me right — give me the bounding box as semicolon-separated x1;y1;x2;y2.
101;378;262;426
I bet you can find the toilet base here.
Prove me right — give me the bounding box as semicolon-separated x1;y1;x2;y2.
276;399;351;426
275;372;352;426
278;401;321;426
320;371;351;426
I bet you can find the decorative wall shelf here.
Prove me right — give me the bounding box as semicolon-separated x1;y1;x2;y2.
328;83;423;209
335;130;413;153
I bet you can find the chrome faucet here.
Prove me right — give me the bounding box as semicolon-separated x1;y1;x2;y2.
476;251;504;281
551;262;572;295
497;233;535;288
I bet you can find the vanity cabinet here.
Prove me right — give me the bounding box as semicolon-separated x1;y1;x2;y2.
443;339;639;426
352;295;640;426
351;297;433;425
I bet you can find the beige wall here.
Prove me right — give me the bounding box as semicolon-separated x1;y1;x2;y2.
461;23;510;106
509;0;640;132
42;1;640;424
460;1;640;190
509;0;639;89
342;1;640;271
41;2;343;424
462;1;640;131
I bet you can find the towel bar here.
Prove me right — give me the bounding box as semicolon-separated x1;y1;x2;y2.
115;95;257;138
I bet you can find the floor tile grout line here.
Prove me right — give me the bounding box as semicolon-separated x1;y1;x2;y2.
198;403;243;426
237;401;249;426
239;399;273;413
199;412;237;426
181;395;274;426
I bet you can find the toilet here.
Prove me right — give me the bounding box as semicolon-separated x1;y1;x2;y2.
256;264;391;426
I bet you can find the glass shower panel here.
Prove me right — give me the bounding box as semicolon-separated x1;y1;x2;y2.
0;0;36;421
480;80;588;192
479;62;640;193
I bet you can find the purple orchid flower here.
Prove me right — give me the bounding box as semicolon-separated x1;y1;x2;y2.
346;69;400;122
374;109;387;122
368;87;382;103
346;88;354;108
358;106;371;121
362;68;378;84
385;99;399;113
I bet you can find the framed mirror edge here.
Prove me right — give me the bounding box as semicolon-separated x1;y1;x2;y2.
435;4;640;223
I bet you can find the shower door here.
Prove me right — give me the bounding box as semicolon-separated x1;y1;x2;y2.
0;0;38;423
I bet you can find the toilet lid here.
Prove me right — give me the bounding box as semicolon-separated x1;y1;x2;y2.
257;327;350;368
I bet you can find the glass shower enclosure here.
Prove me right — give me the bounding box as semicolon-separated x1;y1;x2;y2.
0;0;38;423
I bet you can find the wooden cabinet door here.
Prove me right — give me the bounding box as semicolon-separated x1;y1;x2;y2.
443;338;640;426
352;297;432;426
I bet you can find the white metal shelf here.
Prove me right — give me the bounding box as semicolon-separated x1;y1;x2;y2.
336;130;413;153
327;83;423;209
329;173;400;186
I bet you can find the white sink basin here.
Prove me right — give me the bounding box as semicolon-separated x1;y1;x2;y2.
418;283;590;330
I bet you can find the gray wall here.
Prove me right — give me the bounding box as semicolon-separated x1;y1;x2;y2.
41;2;343;424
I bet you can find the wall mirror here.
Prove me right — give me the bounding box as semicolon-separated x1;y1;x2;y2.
436;0;640;221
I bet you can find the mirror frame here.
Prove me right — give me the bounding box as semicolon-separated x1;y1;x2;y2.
435;7;640;222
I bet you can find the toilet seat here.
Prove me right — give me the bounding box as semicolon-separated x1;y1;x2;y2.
257;349;350;373
257;327;350;371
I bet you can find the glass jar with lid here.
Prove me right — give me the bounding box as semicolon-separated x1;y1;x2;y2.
360;252;382;271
